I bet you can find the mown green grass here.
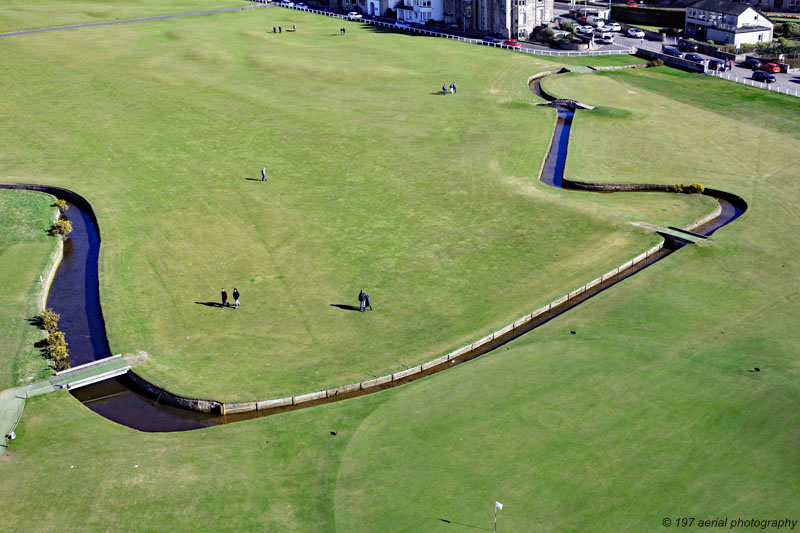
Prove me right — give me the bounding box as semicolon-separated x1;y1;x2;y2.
0;190;59;388
0;10;708;401
1;35;798;533
0;0;249;32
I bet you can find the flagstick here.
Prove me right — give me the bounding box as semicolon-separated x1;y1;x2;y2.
494;504;497;533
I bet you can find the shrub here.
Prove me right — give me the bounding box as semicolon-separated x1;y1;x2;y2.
54;199;68;211
561;21;575;34
49;219;72;238
40;308;60;333
45;330;70;371
670;183;705;194
647;59;664;67
543;27;556;40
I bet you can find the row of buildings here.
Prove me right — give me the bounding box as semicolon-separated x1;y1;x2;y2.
334;0;776;46
356;0;554;39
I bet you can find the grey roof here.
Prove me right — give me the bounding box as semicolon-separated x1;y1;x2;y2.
689;0;751;16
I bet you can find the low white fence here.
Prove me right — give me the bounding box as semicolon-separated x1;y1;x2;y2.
261;2;635;57
705;68;800;98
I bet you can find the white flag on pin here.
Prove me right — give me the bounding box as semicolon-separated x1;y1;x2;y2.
495;502;503;511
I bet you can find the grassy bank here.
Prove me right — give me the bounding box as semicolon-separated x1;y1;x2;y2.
0;190;60;388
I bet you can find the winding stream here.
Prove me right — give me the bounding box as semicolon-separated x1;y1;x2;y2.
1;71;747;432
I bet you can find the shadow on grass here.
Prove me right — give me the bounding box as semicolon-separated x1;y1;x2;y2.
437;518;491;531
195;301;227;308
330;303;360;311
244;177;264;181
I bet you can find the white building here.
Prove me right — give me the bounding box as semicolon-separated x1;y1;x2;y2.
685;0;773;47
397;0;445;24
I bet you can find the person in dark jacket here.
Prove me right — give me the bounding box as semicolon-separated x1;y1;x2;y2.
358;290;366;312
221;288;229;308
365;293;372;311
233;288;240;309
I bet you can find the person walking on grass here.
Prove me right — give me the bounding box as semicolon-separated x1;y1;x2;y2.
293;24;296;32
358;290;366;312
451;81;456;94
365;293;372;311
442;84;447;95
273;26;276;33
262;167;267;181
221;288;229;308
233;288;240;310
279;26;282;33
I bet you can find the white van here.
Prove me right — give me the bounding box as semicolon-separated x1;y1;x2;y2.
586;16;606;28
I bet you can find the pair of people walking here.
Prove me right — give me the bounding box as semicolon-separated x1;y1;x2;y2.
221;288;240;309
358;290;372;312
273;26;282;33
340;27;346;35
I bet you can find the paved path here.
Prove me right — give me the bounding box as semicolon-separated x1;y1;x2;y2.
0;4;267;39
0;381;55;449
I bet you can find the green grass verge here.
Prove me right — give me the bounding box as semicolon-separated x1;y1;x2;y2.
0;10;709;401
0;190;60;388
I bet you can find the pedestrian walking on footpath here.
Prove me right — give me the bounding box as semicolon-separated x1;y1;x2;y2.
233;288;240;309
358;290;366;312
261;167;267;181
221;288;229;308
365;293;372;311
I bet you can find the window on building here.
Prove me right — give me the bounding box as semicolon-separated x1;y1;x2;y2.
521;12;526;24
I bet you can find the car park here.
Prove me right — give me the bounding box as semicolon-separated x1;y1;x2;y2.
678;40;699;52
502;39;522;49
740;58;762;69
604;22;621;31
707;59;730;71
627;27;645;38
752;70;776;83
662;46;683;58
684;53;704;63
760;62;781;73
347;12;362;20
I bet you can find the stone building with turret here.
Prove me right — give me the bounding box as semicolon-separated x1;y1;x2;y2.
443;0;553;39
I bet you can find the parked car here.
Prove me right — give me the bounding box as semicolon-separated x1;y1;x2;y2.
482;35;501;43
752;70;776;83
662;46;683;58
586;16;606;27
502;39;522;49
678;40;699;52
294;2;308;8
684;53;704;63
760;62;781;73
347;11;362;20
626;0;637;5
279;0;294;5
740;58;762;69
394;21;411;28
604;22;621;31
576;25;594;35
627;27;645;38
707;59;730;71
576;14;587;23
598;33;614;44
